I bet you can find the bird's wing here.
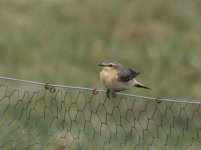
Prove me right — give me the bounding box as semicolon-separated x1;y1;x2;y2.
117;67;140;82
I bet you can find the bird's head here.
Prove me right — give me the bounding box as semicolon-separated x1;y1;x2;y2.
98;60;123;72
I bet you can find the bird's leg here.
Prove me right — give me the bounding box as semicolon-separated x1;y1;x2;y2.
106;89;111;99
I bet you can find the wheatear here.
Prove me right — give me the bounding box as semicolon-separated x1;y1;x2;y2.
99;60;150;98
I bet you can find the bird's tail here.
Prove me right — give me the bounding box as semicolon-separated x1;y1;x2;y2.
134;79;151;90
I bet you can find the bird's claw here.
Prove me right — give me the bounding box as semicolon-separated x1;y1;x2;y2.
106;89;117;99
112;92;117;97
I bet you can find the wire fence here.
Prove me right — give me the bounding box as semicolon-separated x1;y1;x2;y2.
0;77;201;150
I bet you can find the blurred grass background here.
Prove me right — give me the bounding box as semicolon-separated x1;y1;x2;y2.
0;0;201;99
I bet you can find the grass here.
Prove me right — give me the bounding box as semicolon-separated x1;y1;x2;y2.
0;0;201;99
0;0;201;149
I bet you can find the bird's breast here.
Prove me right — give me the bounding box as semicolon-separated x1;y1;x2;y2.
100;70;120;91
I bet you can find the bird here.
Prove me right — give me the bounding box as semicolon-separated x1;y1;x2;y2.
98;60;151;99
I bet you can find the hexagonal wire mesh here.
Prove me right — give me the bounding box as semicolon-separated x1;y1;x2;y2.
0;77;201;150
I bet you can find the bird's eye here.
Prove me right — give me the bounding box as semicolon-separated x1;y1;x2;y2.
108;64;113;67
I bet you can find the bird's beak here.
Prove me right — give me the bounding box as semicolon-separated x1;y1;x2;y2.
98;64;105;67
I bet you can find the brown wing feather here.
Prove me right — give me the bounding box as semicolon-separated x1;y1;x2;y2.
117;67;140;82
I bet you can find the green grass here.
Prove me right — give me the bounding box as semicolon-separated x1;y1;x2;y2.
0;0;201;149
0;0;201;99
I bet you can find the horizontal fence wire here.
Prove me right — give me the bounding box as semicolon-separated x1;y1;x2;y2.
0;76;201;150
0;76;200;104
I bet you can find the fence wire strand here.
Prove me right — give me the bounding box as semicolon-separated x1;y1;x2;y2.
0;76;201;150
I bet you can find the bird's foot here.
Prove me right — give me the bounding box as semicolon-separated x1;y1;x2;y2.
106;89;117;99
111;92;117;98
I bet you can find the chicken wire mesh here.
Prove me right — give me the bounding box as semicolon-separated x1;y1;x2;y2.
0;77;201;150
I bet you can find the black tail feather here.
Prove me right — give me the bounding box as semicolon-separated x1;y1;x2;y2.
135;84;151;90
